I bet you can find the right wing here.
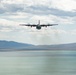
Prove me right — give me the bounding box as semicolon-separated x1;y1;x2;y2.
20;24;37;27
41;24;58;27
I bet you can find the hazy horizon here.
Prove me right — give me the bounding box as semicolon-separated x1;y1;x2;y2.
0;40;76;46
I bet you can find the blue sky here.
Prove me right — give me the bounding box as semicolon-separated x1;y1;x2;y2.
0;0;76;45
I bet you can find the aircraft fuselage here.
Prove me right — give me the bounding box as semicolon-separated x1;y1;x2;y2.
36;20;41;30
36;25;41;30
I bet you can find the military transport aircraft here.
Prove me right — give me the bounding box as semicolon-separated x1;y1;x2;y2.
20;20;58;30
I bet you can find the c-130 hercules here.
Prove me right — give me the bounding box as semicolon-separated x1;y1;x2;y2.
20;20;58;30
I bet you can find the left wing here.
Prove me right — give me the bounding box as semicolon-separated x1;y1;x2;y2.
41;24;58;27
20;24;37;27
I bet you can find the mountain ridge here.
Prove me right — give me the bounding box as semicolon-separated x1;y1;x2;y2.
0;40;76;50
0;40;34;49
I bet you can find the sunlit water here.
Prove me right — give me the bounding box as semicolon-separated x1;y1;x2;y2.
0;50;76;75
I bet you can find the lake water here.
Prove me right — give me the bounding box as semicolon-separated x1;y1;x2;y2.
0;50;76;75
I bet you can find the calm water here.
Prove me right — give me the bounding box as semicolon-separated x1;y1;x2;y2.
0;50;76;75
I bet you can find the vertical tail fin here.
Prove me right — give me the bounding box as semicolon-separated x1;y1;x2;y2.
38;20;40;25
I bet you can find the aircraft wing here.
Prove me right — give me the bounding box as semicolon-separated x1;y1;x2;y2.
41;24;58;27
20;24;37;27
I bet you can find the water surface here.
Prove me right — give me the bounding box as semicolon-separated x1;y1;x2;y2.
0;50;76;75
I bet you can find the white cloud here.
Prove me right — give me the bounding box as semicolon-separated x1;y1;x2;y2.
21;14;75;25
70;30;76;35
1;0;23;4
1;0;76;12
56;17;75;24
7;12;31;19
30;15;55;24
0;18;23;32
49;0;76;12
22;0;76;12
0;28;12;32
0;33;8;39
0;18;18;26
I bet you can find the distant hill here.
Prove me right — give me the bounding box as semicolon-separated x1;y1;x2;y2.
36;43;76;50
0;40;76;50
0;40;34;49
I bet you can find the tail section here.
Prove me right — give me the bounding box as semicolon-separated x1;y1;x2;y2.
38;20;40;25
